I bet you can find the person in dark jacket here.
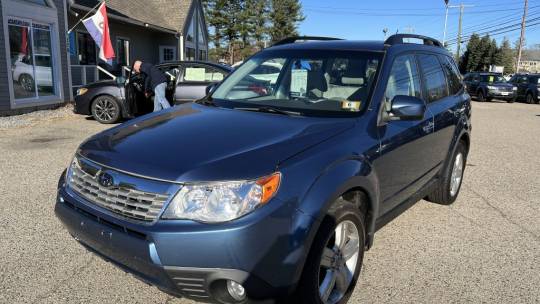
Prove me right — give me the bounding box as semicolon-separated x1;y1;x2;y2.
133;60;170;112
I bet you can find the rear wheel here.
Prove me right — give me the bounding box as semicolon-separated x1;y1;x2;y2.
426;141;467;205
295;199;365;304
91;95;121;124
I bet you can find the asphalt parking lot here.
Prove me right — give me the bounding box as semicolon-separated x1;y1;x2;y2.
0;101;539;304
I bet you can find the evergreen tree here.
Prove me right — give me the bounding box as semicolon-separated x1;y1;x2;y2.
268;0;305;42
203;0;303;63
460;34;481;72
498;38;515;74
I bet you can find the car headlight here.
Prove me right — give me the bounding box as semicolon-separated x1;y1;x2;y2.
487;85;497;90
77;88;88;96
162;173;281;223
513;87;518;91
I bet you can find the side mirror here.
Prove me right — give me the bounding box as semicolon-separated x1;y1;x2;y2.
206;83;218;96
388;95;426;121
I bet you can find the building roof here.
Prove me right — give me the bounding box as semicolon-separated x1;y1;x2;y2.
73;0;195;32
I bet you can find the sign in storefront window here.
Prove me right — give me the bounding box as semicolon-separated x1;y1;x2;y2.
8;18;55;100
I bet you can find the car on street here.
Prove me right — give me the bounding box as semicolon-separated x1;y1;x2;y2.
463;72;516;102
508;73;540;104
56;34;471;304
73;61;232;124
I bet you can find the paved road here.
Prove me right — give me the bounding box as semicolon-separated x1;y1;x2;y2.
1;102;539;304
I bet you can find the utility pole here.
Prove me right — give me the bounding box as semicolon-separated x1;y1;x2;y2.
453;3;474;60
516;0;528;73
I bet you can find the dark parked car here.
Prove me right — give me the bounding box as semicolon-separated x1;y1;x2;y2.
508;73;540;104
73;61;232;124
463;72;516;102
56;34;471;304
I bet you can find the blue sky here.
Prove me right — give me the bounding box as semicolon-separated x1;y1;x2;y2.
298;0;540;52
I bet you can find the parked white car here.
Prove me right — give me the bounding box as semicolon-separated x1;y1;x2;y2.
12;54;53;91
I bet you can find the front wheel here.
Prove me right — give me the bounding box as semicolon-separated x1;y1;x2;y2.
91;96;121;124
426;141;467;205
295;203;365;304
526;93;535;104
19;74;35;92
477;91;485;102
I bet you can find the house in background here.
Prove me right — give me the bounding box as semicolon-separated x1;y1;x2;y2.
0;0;208;116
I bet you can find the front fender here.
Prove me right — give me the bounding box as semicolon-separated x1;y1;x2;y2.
297;157;380;248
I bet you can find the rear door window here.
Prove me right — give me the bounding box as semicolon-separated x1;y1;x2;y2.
440;55;462;95
418;54;449;103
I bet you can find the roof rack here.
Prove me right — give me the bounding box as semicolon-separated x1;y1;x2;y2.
384;34;443;48
273;36;343;46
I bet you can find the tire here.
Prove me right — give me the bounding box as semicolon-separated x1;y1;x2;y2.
507;98;515;103
19;74;35;92
91;95;121;124
526;93;535;104
295;199;366;304
426;141;468;205
486;97;493;102
477;91;485;102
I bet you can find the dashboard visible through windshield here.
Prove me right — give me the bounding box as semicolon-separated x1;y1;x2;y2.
211;50;382;116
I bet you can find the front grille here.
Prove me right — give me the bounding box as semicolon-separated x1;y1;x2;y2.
68;159;169;222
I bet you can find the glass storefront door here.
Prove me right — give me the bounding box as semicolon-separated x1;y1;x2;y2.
8;17;56;100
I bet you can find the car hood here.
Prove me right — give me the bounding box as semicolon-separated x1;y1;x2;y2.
488;82;514;88
78;103;355;182
85;80;121;89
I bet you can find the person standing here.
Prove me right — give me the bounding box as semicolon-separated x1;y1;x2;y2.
133;60;170;112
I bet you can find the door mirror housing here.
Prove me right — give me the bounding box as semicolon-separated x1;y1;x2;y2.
387;95;426;121
206;83;218;96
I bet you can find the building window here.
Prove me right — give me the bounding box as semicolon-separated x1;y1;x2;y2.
116;38;130;67
159;46;176;62
186;47;196;61
199;50;207;60
8;18;56;100
77;32;97;65
186;17;195;43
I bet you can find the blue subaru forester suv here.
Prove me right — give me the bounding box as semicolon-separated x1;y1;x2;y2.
56;34;471;304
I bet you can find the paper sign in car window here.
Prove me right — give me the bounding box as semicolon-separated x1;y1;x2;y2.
488;76;494;83
185;68;206;81
291;69;308;97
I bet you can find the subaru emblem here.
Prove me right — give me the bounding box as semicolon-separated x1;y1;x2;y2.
98;172;114;188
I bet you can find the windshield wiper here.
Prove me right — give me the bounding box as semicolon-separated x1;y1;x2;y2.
236;106;300;116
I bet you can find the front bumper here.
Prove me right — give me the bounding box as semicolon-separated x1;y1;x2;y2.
55;185;315;303
486;90;515;100
74;93;92;115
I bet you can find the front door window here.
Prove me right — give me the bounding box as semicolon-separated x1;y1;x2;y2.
8;18;56;100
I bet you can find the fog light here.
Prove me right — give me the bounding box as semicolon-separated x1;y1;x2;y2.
226;280;246;301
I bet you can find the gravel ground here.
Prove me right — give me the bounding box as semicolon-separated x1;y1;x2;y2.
0;101;539;304
0;104;75;129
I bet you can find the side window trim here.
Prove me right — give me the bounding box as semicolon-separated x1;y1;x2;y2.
417;52;450;103
383;51;425;108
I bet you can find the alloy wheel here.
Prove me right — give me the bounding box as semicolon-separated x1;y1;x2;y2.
318;220;360;304
94;98;117;122
450;152;464;197
20;75;34;92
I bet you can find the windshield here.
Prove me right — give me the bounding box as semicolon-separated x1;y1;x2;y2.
481;75;505;83
211;50;382;116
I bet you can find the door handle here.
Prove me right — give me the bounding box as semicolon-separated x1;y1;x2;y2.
422;121;434;133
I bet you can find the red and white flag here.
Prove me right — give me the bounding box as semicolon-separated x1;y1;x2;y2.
82;2;115;65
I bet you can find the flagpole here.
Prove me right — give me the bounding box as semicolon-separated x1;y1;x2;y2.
67;0;105;34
